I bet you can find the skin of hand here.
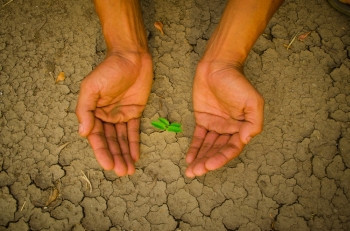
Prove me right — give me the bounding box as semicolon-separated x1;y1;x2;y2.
185;61;263;177
75;0;152;176
76;52;152;176
340;0;350;4
185;0;284;178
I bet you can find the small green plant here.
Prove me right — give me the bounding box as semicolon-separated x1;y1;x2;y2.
151;117;182;133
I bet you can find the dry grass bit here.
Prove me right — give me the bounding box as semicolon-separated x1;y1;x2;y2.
2;0;14;8
20;201;26;212
80;170;92;193
284;30;302;50
56;142;70;155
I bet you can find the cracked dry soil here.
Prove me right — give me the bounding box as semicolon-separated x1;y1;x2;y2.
0;0;349;230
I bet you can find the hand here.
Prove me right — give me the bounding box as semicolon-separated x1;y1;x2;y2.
76;52;153;176
185;61;264;178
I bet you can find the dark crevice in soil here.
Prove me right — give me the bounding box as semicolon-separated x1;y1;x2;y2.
175;218;181;228
270;203;283;231
223;223;238;231
335;134;342;151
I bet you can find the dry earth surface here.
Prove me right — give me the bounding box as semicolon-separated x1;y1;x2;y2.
0;0;350;230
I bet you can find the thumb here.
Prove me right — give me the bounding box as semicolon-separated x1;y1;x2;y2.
239;99;264;144
75;81;99;137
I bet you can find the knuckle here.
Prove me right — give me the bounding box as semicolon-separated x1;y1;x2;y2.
118;134;128;142
90;131;104;137
202;143;211;149
106;136;118;143
92;147;109;153
212;144;221;150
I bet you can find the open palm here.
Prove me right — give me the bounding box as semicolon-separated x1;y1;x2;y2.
185;61;264;177
76;52;153;176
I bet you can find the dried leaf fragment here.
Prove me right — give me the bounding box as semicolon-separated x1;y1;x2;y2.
298;31;311;41
45;187;59;206
154;21;164;35
55;71;65;83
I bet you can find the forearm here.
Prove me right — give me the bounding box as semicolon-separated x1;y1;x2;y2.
203;0;284;65
94;0;148;54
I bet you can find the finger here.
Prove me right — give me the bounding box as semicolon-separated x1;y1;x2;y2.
186;134;230;178
192;161;208;177
103;123;127;176
185;164;196;178
186;126;207;164
239;98;264;144
76;80;99;137
205;133;244;171
87;118;114;170
196;131;219;159
205;134;230;157
116;122;135;175
127;118;140;162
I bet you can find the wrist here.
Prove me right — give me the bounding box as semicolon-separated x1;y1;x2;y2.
102;20;148;54
201;0;284;66
105;49;152;69
201;38;247;67
95;0;148;54
201;29;247;69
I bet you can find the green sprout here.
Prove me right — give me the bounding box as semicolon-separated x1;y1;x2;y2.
151;117;182;133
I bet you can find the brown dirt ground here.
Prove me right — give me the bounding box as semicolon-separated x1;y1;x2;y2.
0;0;349;230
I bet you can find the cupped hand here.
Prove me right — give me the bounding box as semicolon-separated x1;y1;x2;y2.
76;52;153;176
185;61;264;178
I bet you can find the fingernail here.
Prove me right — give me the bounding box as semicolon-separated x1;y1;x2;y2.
79;124;84;135
246;136;252;144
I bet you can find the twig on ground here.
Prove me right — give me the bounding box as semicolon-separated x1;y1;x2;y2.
20;201;26;212
286;31;299;50
2;0;13;8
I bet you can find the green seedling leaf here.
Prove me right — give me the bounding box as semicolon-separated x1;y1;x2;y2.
166;125;183;133
158;117;170;126
151;121;167;130
170;122;181;127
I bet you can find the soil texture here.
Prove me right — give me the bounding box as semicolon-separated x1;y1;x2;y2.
0;0;349;230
